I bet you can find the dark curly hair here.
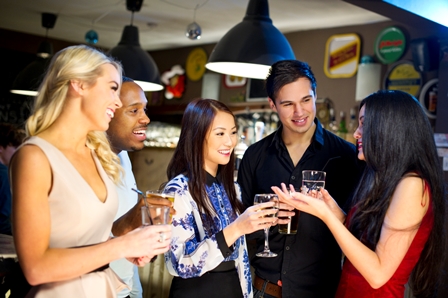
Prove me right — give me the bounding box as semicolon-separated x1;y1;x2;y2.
0;123;26;148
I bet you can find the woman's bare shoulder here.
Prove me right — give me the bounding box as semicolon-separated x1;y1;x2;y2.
10;144;52;185
385;176;427;230
12;143;48;166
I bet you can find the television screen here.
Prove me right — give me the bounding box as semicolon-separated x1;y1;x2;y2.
246;79;268;102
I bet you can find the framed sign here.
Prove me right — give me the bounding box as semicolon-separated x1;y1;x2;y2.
223;75;247;89
384;60;422;97
324;33;361;78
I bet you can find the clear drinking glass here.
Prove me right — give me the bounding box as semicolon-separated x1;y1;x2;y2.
301;170;326;194
146;189;175;220
141;206;152;226
147;205;170;225
254;194;279;258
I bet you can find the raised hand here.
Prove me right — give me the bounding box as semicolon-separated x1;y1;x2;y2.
272;183;346;224
112;196;175;236
235;202;278;235
118;224;172;265
145;196;175;217
222;201;278;248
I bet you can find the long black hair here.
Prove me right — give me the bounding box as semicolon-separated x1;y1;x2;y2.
348;90;445;297
166;98;244;222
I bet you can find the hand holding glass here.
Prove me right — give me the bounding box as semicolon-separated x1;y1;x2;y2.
278;202;299;235
146;190;175;203
146;189;175;220
141;205;170;243
254;194;279;258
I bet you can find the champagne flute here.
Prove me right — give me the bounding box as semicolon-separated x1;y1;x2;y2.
254;194;279;258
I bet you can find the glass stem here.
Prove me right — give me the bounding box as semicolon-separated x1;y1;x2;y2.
264;228;270;252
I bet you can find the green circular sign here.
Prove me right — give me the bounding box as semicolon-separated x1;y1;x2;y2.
375;26;406;64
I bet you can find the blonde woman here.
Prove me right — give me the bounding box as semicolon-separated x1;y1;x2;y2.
10;45;171;297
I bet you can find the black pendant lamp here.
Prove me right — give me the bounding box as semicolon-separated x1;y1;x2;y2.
10;13;57;96
108;0;163;91
205;0;295;79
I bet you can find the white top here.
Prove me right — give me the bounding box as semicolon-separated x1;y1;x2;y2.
23;137;125;298
109;151;143;298
164;174;253;298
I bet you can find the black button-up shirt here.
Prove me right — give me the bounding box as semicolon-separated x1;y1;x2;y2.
238;119;364;298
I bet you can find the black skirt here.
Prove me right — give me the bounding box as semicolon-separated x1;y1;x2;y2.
169;268;243;298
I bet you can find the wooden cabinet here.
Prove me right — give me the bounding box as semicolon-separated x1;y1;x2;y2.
129;147;175;192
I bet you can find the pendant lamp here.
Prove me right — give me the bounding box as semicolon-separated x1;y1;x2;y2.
10;13;57;96
108;0;163;91
205;0;295;79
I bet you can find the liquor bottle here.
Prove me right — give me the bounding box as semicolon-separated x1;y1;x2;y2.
428;87;437;113
328;108;338;135
336;111;347;140
316;102;330;129
345;108;357;145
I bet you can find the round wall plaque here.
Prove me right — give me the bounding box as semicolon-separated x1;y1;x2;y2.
186;47;207;81
375;26;406;64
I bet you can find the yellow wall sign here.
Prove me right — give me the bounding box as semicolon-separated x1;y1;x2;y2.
384;61;422;97
324;33;361;78
186;47;208;81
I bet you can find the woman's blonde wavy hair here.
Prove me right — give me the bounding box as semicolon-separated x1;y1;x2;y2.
26;44;123;183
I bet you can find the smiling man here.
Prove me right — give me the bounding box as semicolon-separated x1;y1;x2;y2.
107;77;149;154
107;77;173;298
107;77;149;298
238;60;364;298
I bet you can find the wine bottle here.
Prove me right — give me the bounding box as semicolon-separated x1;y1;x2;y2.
328;108;338;135
345;108;357;145
336;111;347;140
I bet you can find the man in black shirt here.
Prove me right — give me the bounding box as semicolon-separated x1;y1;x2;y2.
238;60;363;298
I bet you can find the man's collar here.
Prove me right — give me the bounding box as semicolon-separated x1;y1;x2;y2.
314;118;324;146
270;118;324;148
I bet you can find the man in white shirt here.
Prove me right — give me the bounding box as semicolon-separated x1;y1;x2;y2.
107;77;172;298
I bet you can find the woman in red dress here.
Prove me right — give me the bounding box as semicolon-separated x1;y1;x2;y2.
273;90;445;298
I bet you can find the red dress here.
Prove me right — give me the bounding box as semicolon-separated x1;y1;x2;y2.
336;198;433;298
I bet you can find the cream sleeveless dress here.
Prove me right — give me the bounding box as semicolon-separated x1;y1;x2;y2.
23;136;127;297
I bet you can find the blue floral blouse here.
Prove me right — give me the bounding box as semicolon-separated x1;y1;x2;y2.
163;173;253;298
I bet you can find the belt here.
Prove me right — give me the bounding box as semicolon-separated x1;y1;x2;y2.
90;264;109;273
253;274;282;298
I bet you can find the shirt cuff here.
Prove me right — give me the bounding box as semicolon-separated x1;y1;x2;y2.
215;230;234;258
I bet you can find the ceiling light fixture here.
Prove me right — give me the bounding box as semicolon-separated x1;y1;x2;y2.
85;29;99;44
10;12;57;96
108;0;163;92
205;0;295;79
160;0;208;40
